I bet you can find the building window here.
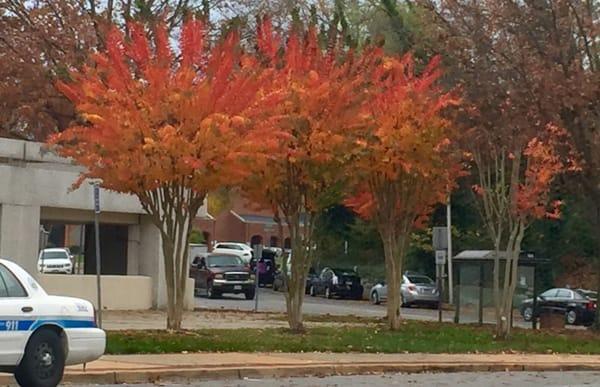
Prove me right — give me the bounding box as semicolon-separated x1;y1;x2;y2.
269;236;279;247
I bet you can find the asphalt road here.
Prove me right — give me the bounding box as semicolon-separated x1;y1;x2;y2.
76;371;600;386
195;287;457;322
195;287;530;327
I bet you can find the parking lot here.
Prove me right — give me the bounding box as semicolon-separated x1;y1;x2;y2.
196;287;474;323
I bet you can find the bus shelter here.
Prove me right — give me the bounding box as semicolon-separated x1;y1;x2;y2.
452;250;549;329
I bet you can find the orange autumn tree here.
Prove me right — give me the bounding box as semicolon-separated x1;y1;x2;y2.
241;19;370;332
50;19;272;329
471;123;579;339
346;54;462;330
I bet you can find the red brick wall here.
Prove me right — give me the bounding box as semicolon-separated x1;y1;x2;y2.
213;211;247;243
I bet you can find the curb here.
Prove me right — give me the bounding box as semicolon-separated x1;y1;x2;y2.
3;362;600;385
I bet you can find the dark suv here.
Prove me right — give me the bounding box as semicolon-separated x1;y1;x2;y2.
190;253;256;299
309;267;364;300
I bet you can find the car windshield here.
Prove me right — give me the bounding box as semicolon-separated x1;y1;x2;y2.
207;255;243;267
407;275;434;285
40;251;68;260
577;290;597;299
573;291;586;300
540;289;556;297
333;269;357;277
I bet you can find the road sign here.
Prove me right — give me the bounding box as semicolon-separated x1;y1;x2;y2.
435;250;447;265
432;227;448;250
93;184;100;214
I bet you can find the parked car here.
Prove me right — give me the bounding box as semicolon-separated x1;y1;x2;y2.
370;272;439;308
309;267;363;300
0;258;105;387
212;242;253;263
37;248;73;274
190;253;256;299
520;287;597;326
576;288;598;302
273;267;318;294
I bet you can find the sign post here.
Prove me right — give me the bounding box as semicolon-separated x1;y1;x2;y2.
93;183;103;328
435;250;446;323
253;244;263;312
446;199;454;304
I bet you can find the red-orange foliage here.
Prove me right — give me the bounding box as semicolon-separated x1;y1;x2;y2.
241;18;373;332
49;19;272;329
517;125;580;220
346;54;461;227
471;123;580;223
346;53;462;330
52;20;270;195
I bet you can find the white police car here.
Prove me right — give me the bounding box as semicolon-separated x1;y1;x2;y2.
0;259;105;387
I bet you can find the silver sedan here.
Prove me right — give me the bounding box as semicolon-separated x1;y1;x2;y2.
370;273;439;308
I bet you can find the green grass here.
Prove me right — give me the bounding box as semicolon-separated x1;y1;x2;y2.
106;321;600;355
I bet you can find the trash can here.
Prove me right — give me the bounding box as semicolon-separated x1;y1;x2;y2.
539;305;566;329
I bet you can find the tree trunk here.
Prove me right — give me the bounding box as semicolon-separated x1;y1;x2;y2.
381;227;408;331
591;205;600;331
283;212;314;333
141;186;203;331
492;247;502;333
593;258;600;331
162;232;189;330
495;222;525;340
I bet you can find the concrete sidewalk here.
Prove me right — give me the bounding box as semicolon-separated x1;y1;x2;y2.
3;353;600;385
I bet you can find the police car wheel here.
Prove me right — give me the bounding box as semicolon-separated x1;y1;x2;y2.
15;328;65;387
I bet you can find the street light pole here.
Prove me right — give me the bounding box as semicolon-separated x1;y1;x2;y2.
447;197;454;304
93;183;103;328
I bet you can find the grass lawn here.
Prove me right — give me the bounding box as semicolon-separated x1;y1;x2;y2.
106;320;600;355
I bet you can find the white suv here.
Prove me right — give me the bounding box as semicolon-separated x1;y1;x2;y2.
212;242;253;263
0;259;105;386
38;248;73;274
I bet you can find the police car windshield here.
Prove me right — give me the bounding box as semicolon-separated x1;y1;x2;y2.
41;251;69;260
207;255;243;267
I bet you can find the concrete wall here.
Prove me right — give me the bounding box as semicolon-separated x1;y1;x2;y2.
0;138;201;310
0;204;40;274
38;274;153;310
38;275;194;311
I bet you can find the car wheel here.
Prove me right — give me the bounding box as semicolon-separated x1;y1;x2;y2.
371;291;380;305
401;295;410;308
245;290;255;300
15;328;65;387
310;285;316;297
206;282;217;299
325;287;332;299
566;309;578;325
522;306;533;322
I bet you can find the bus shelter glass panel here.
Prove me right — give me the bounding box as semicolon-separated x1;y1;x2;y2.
457;263;481;323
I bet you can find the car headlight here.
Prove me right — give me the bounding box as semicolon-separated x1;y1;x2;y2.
215;274;224;279
250;274;256;280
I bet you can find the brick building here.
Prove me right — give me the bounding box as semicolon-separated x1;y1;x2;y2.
194;196;291;249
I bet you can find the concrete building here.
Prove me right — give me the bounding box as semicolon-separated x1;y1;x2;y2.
0;138;199;310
